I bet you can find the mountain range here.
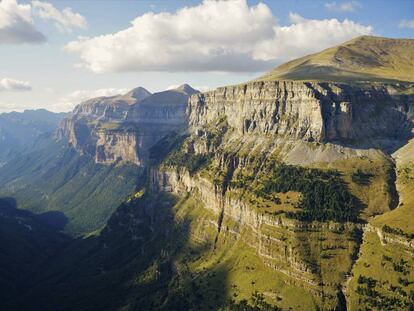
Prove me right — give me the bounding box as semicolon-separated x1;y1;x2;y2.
0;36;413;311
0;109;68;166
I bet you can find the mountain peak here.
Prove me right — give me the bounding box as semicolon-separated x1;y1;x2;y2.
124;87;152;102
172;84;199;95
260;36;414;83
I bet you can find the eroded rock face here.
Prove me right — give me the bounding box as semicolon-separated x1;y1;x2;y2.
151;167;362;309
95;129;143;165
188;81;414;149
57;85;197;165
59;81;414;166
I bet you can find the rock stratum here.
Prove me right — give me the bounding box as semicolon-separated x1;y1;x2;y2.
57;84;198;165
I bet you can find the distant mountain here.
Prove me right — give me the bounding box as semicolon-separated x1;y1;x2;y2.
58;84;198;165
261;36;414;83
134;84;198;107
0;109;68;165
68;87;151;122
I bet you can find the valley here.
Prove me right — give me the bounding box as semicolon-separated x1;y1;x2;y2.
0;36;413;310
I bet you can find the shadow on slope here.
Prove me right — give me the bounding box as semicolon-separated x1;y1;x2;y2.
10;192;233;311
304;82;414;154
0;198;70;306
0;139;144;237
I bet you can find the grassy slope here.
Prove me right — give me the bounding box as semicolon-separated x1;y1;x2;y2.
0;198;70;306
260;36;414;83
0;140;143;236
371;137;414;234
345;139;414;310
9;192;318;311
346;230;414;310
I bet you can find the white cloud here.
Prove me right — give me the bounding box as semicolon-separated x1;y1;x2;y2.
0;0;86;44
0;0;45;44
254;13;372;61
0;78;31;92
64;0;372;73
325;1;361;12
56;88;128;112
32;1;87;33
194;85;213;92
399;19;414;29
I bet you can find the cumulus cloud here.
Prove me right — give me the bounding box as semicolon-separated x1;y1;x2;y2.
64;0;372;73
0;0;86;44
399;19;414;29
56;88;128;111
0;0;45;44
32;1;87;32
325;1;361;12
0;78;32;92
253;13;372;61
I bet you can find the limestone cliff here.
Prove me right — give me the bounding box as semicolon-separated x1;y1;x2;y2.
188;81;414;150
57;84;198;165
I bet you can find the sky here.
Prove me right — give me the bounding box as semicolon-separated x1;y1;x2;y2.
0;0;413;113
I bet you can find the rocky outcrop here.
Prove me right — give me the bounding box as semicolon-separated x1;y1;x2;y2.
95;129;143;165
188;81;414;150
57;85;197;165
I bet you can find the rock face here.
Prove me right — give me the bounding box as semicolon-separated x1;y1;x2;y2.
59;79;414;166
151;78;414;309
57;84;198;165
188;81;414;150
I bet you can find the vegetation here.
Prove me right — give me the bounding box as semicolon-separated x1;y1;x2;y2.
0;140;144;236
164;148;212;175
352;169;374;186
347;231;414;311
259;36;414;83
225;292;281;311
0;198;70;306
231;157;363;222
383;225;414;239
149;132;187;165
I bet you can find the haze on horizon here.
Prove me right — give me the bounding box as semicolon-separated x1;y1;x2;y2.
0;0;413;113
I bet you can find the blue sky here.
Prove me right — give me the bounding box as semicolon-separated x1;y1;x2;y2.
0;0;413;113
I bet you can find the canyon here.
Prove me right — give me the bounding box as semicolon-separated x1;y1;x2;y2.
1;36;413;310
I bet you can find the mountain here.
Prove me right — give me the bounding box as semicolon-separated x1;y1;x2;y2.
0;109;68;165
1;38;414;311
58;84;198;165
261;36;414;83
0;85;197;236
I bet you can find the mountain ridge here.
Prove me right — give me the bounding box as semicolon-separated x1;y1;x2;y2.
260;35;414;83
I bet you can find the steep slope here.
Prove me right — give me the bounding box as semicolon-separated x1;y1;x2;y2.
0;139;143;236
0;198;70;306
58;84;198;165
149;80;413;309
261;36;414;83
0;109;67;165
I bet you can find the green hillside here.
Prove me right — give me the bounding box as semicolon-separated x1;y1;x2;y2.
0;140;144;236
260;36;414;83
